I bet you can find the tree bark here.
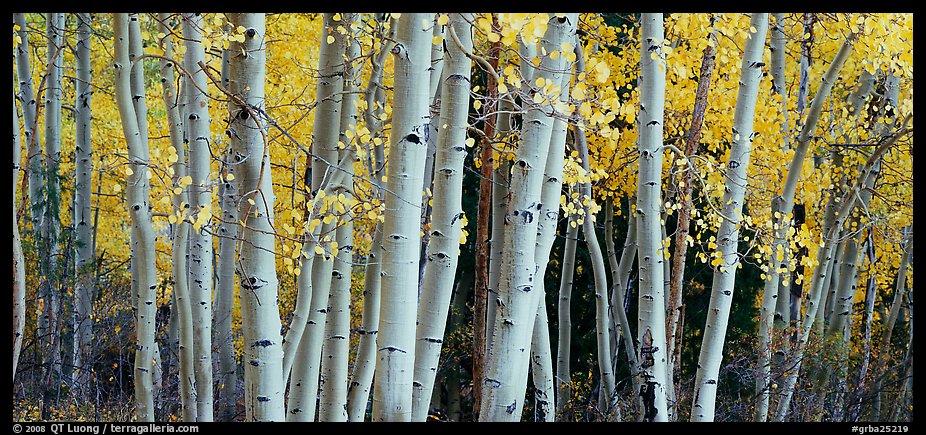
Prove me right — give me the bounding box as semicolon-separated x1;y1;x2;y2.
480;14;577;422
689;13;768;422
555;211;579;421
755;29;858;422
72;13;94;397
411;13;474;422
372;13;433;422
13;89;26;384
226;13;285;421
635;13;670;422
114;13;158;421
181;13;215;421
157;13;197;421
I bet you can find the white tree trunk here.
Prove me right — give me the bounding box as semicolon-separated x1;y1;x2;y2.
574;125;620;421
181;13;215;421
214;24;239;420
755;30;858;422
13;89;26;384
772;123;906;421
872;225;912;420
113;13;157;421
319;16;360;421
528;67;572;424
157;13;197;421
72;13;94;394
226;13;285;421
372;12;433;422
555;212;579;420
689;13;768;422
41;13;65;395
410;12;473;422
635;13;670;422
481;14;577;422
14;14;44;249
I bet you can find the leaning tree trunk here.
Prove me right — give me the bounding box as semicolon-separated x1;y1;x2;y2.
72;13;94;396
410;12;474;422
346;20;395;419
286;13;349;421
528;71;572;423
13;90;27;384
755;29;858;422
689;13;768;422
157;13;197;421
871;225;912;420
181;13;215;421
772;118;909;422
555;211;579;421
481;13;577;422
575;125;620;421
635;13;670;422
226;13;285;421
666;18;715;379
113;13;158;422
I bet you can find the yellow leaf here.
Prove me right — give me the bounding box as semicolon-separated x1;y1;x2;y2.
465;137;476;147
437;14;449;26
474;100;482;110
315;245;324;255
327;35;335;44
124;166;134;176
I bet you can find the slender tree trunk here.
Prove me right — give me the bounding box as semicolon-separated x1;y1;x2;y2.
473;16;501;417
372;13;433;422
213;24;238;422
689;13;768;422
480;14;577;422
772;120;908;421
755;29;858;422
319;16;359;421
871;225;912;420
485;107;510;355
410;13;474;422
555;211;578;421
14;14;45;249
529;298;555;422
72;13;94;396
41;14;65;410
226;13;285;421
635;13;670;422
666;20;715;372
286;13;350;421
528;46;573;425
574;124;620;421
13;90;26;384
346;20;394;418
114;13;158;421
157;13;197;421
181;13;215;421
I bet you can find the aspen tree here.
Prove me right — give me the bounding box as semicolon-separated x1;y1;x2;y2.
411;12;473;422
689;13;768;422
755;29;858;422
41;14;65;401
286;12;349;421
13;91;26;384
113;13;158;421
181;13;214;421
319;14;360;421
481;14;577;422
157;13;197;421
635;13;670;422
226;13;285;421
72;13;94;393
372;12;433;422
